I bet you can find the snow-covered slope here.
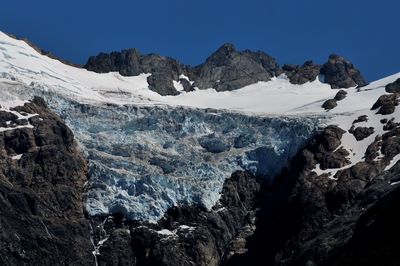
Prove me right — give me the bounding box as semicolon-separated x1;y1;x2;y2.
0;31;399;221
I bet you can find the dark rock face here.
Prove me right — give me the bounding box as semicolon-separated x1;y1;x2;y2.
0;97;93;265
320;54;367;89
324;184;400;266
92;171;262;266
383;118;400;131
322;99;338;110
322;90;348;111
385;78;400;93
179;78;195;92
84;45;367;95
334;89;348;101
85;49;185;96
190;43;280;91
224;121;400;266
352;115;368;124
84;44;280;95
282;61;321;85
351;126;375;141
371;94;399;115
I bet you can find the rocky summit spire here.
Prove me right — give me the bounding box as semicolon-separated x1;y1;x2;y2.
320;54;367;89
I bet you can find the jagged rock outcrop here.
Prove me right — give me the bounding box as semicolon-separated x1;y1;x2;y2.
224;120;400;266
385;78;400;93
371;93;399;115
351;126;375;141
84;45;366;95
85;49;186;95
282;61;321;85
224;93;400;266
0;97;93;265
189;43;280;91
352;115;368;124
322;90;348;110
320;54;367;89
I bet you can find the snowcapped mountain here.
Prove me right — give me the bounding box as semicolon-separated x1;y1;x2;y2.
1;31;400;265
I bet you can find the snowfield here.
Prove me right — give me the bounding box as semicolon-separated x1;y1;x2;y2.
0;31;399;221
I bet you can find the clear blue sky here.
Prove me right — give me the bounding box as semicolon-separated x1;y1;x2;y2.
1;0;398;81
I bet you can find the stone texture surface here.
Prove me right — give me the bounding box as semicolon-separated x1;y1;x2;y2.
385;78;400;93
322;99;338;110
371;94;399;115
282;61;321;85
320;54;367;89
92;171;262;266
84;46;367;95
189;43;280;91
85;49;185;95
0;97;93;265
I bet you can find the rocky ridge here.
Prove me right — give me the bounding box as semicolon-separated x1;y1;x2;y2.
0;32;398;266
84;44;366;95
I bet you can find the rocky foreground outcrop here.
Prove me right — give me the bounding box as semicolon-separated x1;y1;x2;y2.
0;97;93;265
91;171;262;266
84;44;366;95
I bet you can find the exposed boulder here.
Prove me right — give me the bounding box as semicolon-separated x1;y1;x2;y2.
322;99;338;110
179;78;195;92
351;126;375;141
352;115;368;124
371;94;399;115
282;60;321;84
334;89;348;101
385;78;400;93
365;139;382;161
317;147;350;170
320;54;367;89
383;118;400;131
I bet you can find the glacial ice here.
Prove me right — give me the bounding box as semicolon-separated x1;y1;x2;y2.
0;82;325;221
41;95;323;221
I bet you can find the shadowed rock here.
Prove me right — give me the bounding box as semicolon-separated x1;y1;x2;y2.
282;60;321;84
0;97;93;265
334;89;348;101
190;43;280;91
351;126;375;141
371;94;399;115
322;99;338;110
385;78;400;93
320;54;367;89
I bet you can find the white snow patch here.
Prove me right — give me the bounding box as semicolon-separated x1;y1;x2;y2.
391;181;400;186
173;80;185;92
385;154;400;171
12;154;22;160
157;229;176;236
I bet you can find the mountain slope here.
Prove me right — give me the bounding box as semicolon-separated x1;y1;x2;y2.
0;31;400;265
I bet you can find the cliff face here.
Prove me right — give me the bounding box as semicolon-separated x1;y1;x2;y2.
0;97;93;265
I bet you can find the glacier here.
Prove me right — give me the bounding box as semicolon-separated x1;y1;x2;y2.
2;31;400;222
0;81;324;221
47;94;324;221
